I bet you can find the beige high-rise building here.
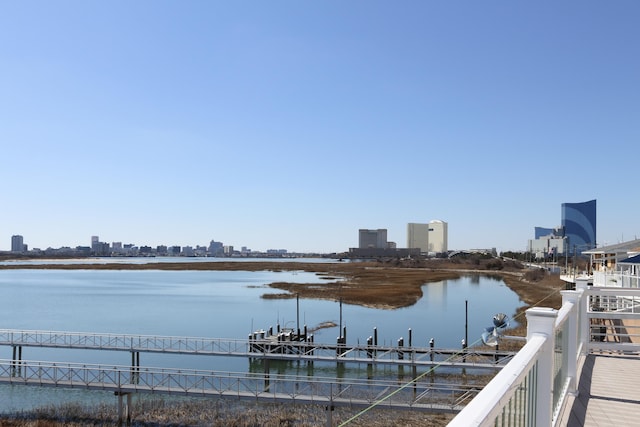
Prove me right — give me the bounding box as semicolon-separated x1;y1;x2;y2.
407;223;429;253
428;220;448;253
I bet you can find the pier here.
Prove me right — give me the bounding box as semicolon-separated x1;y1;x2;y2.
0;327;515;425
0;328;514;371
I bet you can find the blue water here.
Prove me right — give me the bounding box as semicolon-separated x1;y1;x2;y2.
0;264;522;412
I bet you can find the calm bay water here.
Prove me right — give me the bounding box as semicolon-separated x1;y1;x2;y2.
0;260;522;412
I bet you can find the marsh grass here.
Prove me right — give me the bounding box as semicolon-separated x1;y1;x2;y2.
1;398;455;426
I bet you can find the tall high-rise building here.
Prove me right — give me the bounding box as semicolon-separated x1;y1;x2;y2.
358;229;387;249
562;199;596;254
428;220;448;253
407;223;429;252
11;235;24;252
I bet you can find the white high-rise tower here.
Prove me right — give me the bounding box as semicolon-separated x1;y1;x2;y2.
428;220;448;253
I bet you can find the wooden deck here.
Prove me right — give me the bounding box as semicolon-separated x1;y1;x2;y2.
557;353;640;426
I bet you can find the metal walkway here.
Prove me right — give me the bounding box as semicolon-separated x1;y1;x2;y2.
0;329;514;370
0;359;474;413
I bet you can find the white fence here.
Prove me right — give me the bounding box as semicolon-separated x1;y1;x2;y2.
448;279;640;426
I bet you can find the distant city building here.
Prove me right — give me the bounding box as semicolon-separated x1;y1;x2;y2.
534;227;556;239
267;249;287;254
93;242;110;256
223;245;234;255
428;220;448;253
562;199;597;254
528;226;566;258
208;240;224;257
11;235;24;252
358;229;387;249
407;223;429;253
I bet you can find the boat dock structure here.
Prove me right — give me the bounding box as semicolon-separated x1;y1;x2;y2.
0;326;513;425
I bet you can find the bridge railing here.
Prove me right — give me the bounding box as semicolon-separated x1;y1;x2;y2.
0;330;250;354
0;359;476;411
448;279;640;426
0;328;515;369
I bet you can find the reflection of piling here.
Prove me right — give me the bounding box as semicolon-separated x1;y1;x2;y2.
264;358;270;391
11;345;22;377
130;350;140;384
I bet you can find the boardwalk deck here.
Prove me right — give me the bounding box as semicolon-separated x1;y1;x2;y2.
557;353;640;426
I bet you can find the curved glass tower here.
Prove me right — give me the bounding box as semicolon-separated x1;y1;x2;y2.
562;199;596;254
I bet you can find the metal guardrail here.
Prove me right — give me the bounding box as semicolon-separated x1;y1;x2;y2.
0;329;514;369
0;330;249;355
0;359;474;413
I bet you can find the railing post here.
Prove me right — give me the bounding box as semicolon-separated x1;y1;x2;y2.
561;290;581;396
526;307;558;427
576;278;590;355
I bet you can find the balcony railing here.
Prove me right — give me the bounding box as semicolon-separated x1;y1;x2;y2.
448;278;640;426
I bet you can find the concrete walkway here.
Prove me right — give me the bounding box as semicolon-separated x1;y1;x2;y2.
558;353;640;426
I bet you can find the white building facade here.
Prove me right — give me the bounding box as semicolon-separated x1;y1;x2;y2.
406;223;429;253
428;220;448;253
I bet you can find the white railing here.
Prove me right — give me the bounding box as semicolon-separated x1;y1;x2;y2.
592;270;640;288
449;278;640;426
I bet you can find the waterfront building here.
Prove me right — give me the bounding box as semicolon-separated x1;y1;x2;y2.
428;220;448;253
358;229;387;249
562;199;596;254
407;223;429;253
11;235;24;252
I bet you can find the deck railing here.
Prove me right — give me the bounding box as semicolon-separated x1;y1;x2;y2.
448;278;640;426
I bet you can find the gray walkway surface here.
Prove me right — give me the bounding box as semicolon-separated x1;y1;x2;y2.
558;353;640;426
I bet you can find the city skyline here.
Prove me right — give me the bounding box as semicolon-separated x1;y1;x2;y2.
2;2;639;254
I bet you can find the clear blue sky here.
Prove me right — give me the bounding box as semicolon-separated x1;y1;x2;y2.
1;1;639;253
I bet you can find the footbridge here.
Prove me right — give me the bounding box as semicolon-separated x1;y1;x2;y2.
0;329;515;370
0;328;514;424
